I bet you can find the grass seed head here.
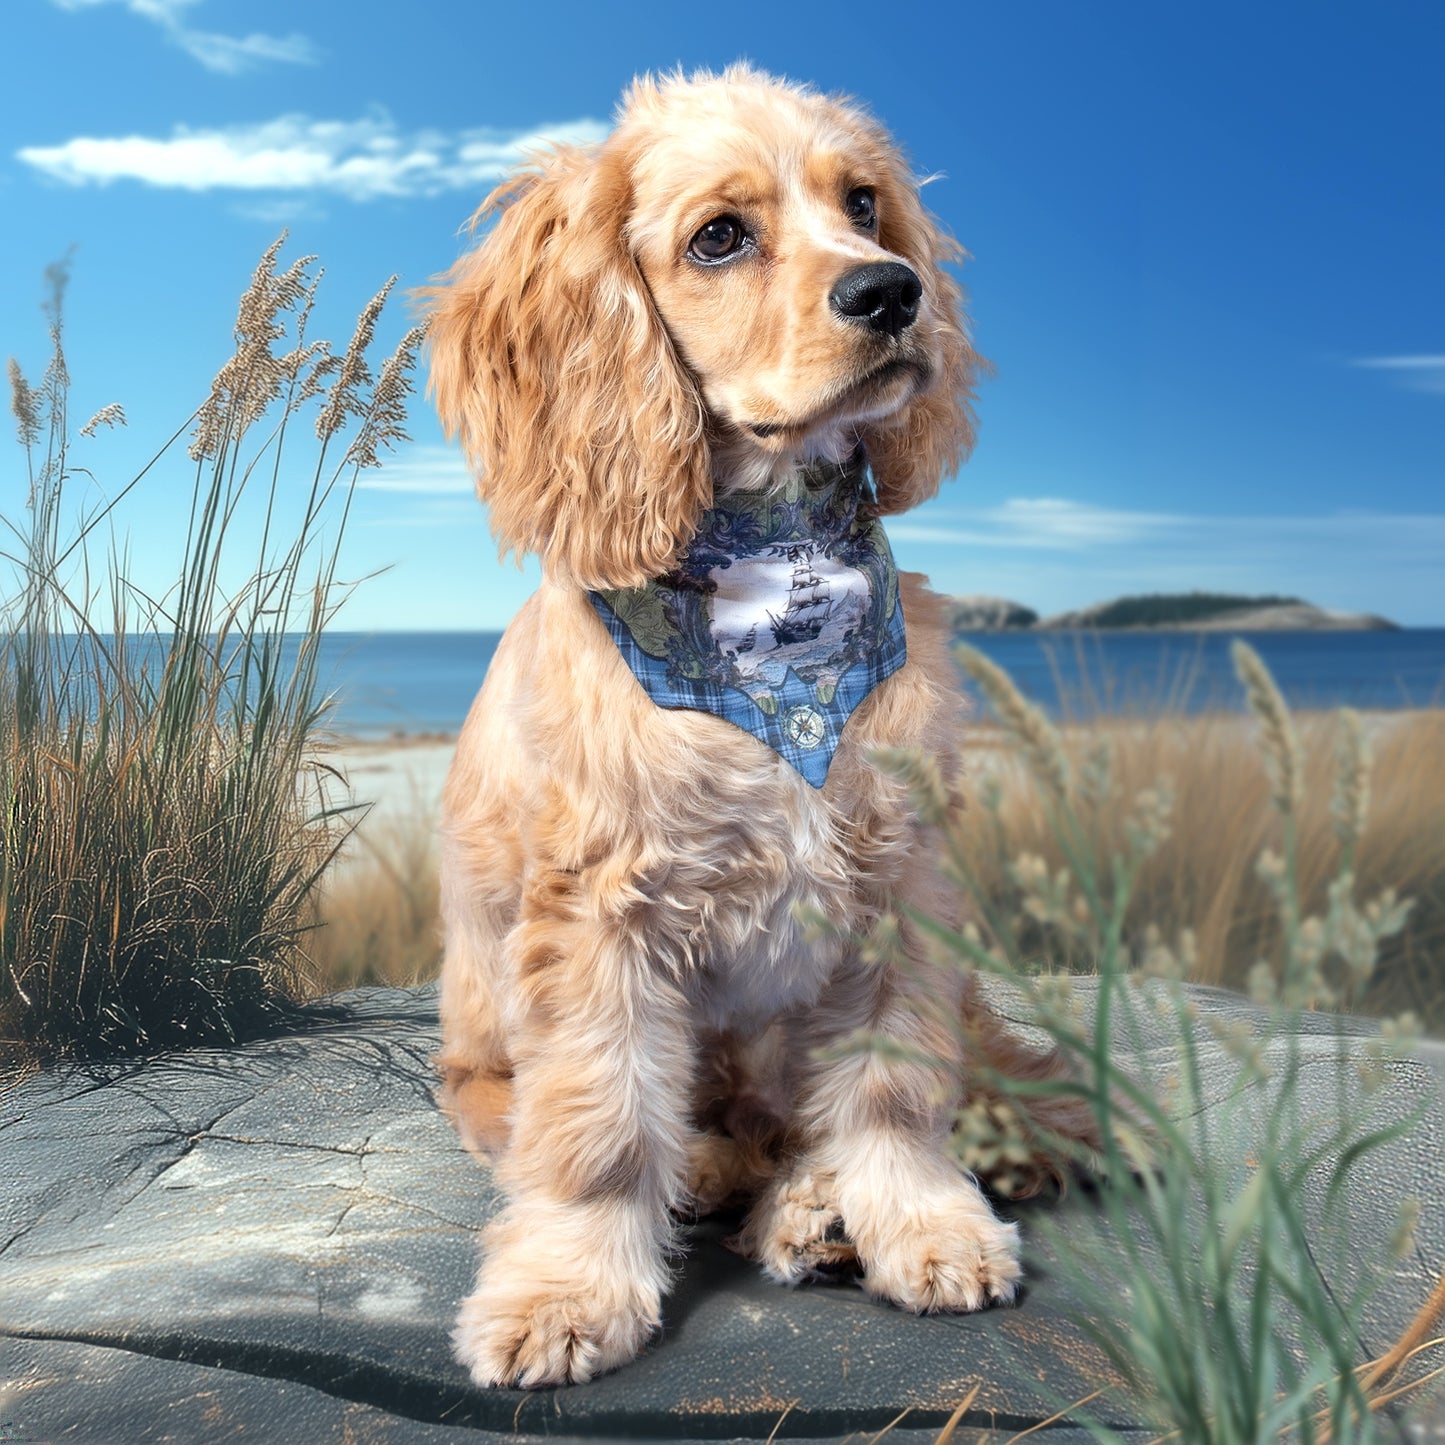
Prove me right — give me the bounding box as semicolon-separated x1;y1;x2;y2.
8;358;41;448
317;277;396;443
1390;1195;1422;1259
347;322;427;469
1078;735;1115;807
79;402;126;438
1232;639;1302;816
954;641;1070;800
1331;707;1372;850
190;234;318;461
869;744;951;825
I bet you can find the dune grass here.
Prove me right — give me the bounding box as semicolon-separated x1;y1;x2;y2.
301;804;441;991
893;640;1441;1440
1;243;424;1057
953;703;1444;1030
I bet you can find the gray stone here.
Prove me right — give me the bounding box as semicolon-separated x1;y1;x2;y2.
1;983;1441;1443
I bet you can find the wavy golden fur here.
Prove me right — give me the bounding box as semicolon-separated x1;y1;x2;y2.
422;64;1095;1390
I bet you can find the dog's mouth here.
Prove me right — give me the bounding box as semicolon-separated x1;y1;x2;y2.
744;356;927;443
844;356;927;408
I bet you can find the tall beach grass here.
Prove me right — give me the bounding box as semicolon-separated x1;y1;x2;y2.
954;701;1444;1030
883;640;1442;1440
1;242;424;1057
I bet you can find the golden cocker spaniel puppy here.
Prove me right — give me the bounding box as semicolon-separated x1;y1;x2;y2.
424;64;1084;1389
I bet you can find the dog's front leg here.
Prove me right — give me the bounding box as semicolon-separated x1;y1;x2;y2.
741;910;1022;1312
452;899;692;1388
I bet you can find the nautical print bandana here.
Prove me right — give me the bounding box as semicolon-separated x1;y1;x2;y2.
590;447;905;787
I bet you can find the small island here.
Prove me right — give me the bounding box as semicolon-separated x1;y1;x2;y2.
951;592;1399;632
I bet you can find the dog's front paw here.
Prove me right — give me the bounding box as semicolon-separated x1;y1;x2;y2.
856;1189;1021;1313
453;1278;659;1389
734;1168;858;1284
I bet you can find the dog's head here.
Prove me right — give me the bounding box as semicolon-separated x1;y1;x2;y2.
424;65;980;590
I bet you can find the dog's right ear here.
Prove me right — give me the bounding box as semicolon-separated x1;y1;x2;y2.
422;143;711;591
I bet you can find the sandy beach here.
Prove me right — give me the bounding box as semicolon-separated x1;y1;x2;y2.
319;735;455;839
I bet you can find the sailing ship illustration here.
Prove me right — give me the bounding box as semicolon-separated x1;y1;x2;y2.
767;546;833;646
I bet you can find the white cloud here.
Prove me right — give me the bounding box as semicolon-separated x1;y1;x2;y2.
17;112;610;200
890;499;1445;555
356;445;473;495
889;498;1181;550
1349;354;1445;395
173;28;318;73
51;0;318;74
230;195;328;225
1352;355;1445;369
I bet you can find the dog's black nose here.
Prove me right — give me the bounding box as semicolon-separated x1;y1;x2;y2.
829;262;922;338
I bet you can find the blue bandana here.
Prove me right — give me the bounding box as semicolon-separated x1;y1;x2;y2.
590;448;905;787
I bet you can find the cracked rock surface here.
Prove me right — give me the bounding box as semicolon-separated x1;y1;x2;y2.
1;983;1441;1443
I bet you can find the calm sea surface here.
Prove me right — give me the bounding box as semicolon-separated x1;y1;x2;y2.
318;628;1445;737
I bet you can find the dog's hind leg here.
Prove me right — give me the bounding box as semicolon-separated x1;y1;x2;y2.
684;1029;790;1215
437;1060;514;1162
954;976;1108;1198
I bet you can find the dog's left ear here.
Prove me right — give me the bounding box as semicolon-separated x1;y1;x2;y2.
857;127;983;514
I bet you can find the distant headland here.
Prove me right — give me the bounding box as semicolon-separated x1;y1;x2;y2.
950;592;1400;632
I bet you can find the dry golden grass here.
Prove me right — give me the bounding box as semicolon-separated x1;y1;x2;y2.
306;708;1444;1030
302;808;441;991
956;707;1445;1028
2;245;428;1058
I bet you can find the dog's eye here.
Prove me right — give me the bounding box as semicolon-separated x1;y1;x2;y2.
845;187;877;228
689;216;746;262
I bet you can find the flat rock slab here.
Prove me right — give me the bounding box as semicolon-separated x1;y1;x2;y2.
1;984;1441;1444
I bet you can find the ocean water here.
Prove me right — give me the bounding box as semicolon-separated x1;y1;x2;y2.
319;628;1445;737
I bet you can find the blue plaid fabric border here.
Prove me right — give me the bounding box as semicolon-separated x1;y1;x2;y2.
590;449;906;788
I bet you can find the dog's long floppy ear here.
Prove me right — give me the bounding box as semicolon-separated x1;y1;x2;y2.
423;142;710;590
854;121;983;515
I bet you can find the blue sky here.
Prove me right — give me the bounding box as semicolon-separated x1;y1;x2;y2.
2;0;1442;629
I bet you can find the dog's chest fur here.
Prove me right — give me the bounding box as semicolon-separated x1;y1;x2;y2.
606;712;916;1038
447;578;931;1045
668;768;853;1034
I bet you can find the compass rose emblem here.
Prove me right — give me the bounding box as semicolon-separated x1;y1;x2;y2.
783;705;827;750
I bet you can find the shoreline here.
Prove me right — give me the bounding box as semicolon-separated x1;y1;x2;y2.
315;736;455;838
321;706;1443;826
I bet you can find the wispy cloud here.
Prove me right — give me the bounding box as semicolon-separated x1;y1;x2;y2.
1349;353;1445;395
922;498;1182;549
230;195;328;225
51;0;318;74
17;112;609;200
356;444;473;495
889;498;1445;554
889;498;1183;549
